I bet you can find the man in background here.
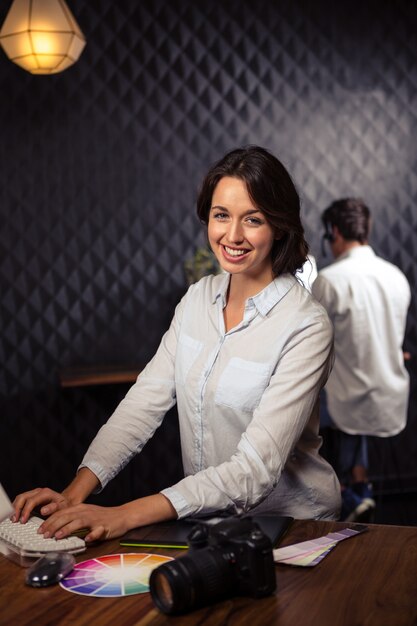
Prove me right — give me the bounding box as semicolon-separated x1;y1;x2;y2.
312;198;411;521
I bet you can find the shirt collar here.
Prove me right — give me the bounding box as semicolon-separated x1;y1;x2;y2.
336;244;375;263
212;273;296;316
212;273;230;307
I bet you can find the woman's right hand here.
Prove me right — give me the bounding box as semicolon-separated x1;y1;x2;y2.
12;488;71;523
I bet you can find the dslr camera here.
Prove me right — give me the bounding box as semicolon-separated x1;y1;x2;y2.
149;516;276;614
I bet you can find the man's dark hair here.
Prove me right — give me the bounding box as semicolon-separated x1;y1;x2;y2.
197;145;308;276
322;198;371;243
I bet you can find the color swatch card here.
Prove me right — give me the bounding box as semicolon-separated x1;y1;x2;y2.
273;525;368;567
60;553;173;597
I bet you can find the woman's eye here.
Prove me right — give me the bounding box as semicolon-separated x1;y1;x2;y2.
246;217;263;225
213;212;228;220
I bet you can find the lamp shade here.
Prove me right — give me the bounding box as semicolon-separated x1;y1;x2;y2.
0;0;86;74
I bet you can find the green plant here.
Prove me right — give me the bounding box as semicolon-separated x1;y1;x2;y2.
184;246;221;285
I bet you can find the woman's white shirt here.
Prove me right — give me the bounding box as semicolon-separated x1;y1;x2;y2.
80;273;340;520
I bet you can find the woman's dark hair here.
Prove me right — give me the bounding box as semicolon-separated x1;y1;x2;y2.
197;145;309;276
322;198;370;243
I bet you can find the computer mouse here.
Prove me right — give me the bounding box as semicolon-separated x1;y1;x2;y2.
26;552;75;587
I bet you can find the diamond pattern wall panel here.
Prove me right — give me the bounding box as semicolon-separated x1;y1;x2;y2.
0;0;416;503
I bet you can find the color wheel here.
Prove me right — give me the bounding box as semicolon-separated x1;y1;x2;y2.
59;553;173;597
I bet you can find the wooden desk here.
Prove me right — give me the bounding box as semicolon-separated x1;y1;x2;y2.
1;520;416;626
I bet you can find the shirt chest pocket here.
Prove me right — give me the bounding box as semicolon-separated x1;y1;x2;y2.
215;357;271;412
175;333;203;386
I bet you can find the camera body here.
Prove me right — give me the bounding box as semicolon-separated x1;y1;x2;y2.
149;517;276;614
195;516;276;597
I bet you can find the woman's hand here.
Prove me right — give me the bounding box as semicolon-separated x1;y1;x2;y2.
12;488;72;523
38;503;131;543
12;469;100;524
37;494;178;543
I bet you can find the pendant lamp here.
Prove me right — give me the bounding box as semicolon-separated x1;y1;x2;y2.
0;0;86;74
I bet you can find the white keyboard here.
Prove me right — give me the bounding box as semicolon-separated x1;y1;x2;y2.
0;516;86;564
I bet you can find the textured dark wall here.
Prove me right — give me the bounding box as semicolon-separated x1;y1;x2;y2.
0;0;416;503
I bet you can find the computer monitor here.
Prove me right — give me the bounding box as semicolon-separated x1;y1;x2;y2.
0;484;14;522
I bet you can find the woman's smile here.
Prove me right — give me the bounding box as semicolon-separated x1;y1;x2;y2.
222;244;250;259
208;176;275;285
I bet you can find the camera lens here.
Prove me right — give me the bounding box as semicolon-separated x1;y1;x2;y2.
150;570;175;612
149;548;233;615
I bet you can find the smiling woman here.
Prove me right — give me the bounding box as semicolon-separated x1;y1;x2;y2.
208;177;277;331
11;146;341;543
209;178;275;279
199;147;310;331
197;146;308;278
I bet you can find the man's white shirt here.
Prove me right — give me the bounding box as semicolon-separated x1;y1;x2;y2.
312;245;410;437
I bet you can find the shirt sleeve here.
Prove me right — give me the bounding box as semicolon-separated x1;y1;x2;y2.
162;310;334;517
311;274;337;320
78;295;186;490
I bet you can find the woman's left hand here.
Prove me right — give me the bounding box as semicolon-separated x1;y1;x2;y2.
38;503;133;542
37;494;177;542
